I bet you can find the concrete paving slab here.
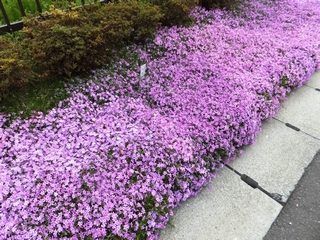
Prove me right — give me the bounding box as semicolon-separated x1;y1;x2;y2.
229;119;320;201
275;85;320;140
159;167;282;240
305;70;320;89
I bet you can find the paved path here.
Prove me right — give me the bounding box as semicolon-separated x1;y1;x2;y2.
160;71;320;240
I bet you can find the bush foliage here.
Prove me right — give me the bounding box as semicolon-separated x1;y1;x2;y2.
100;1;163;43
0;35;33;98
22;1;163;77
23;5;106;77
150;0;199;26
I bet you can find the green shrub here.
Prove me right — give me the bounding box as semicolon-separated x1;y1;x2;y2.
150;0;199;26
22;4;108;77
0;35;33;98
21;1;162;77
199;0;237;10
96;1;163;44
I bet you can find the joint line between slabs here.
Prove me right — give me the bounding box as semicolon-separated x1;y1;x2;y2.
273;117;320;141
303;84;320;92
224;164;286;206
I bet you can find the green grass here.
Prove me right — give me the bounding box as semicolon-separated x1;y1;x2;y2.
0;0;95;25
0;76;70;126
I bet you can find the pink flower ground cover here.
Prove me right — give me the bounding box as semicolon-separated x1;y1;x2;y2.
1;0;320;239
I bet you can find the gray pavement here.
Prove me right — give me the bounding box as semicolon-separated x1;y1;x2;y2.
264;150;320;240
159;71;320;240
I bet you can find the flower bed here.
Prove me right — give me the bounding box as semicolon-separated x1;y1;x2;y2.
1;0;320;239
